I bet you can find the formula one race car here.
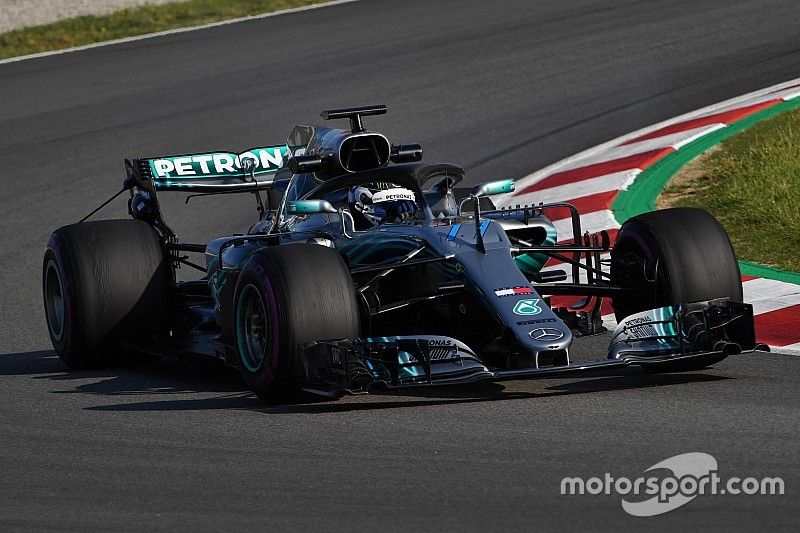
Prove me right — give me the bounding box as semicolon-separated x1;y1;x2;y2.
42;105;761;401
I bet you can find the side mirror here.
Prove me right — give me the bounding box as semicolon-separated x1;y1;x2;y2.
288;154;323;174
390;144;423;163
471;178;515;197
287;199;337;215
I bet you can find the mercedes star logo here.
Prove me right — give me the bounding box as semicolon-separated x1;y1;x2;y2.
529;328;564;341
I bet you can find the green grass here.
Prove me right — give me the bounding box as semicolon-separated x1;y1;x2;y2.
662;108;800;272
0;0;329;60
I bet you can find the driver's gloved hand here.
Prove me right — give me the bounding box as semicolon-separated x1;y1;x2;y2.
384;200;418;223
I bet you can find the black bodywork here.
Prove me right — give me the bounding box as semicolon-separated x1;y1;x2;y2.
105;105;759;397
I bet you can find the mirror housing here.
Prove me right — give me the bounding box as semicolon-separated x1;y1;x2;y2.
471;178;515;197
288;154;323;174
390;144;423;163
287;199;337;215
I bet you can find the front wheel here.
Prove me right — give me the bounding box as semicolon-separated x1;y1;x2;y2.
610;208;743;371
232;244;360;401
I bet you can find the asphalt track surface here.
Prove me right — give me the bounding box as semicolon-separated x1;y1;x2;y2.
1;0;799;529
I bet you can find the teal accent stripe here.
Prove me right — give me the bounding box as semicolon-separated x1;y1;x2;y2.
479;220;490;236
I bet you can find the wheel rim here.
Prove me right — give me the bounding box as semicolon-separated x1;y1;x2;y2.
44;259;65;342
236;284;272;372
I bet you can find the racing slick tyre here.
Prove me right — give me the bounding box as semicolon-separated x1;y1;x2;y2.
610;207;742;371
232;244;360;402
42;220;170;369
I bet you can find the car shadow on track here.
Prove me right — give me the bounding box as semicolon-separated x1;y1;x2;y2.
257;371;731;414
0;350;67;375
1;349;264;409
0;350;732;413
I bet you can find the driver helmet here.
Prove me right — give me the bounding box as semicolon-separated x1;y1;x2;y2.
348;183;418;227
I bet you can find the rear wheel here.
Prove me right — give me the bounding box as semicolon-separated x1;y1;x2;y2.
233;244;360;401
42;220;170;368
610;208;742;371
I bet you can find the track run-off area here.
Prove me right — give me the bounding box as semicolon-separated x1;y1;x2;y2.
1;0;800;529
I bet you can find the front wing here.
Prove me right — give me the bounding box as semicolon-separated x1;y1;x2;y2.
298;299;762;396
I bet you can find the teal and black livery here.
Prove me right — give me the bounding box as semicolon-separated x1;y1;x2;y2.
338;232;423;265
135;145;290;192
514;223;557;276
44;104;760;403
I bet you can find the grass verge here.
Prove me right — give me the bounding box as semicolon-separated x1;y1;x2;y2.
0;0;330;60
659;107;800;272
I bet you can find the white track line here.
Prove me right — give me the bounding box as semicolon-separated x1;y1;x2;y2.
552;209;618;238
509;170;639;206
602;315;618;329
0;0;360;66
780;342;800;355
742;278;800;316
611;123;725;154
554;124;725;172
690;87;800;118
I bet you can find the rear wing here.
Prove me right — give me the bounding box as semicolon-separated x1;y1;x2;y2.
129;145;291;192
119;145;292;239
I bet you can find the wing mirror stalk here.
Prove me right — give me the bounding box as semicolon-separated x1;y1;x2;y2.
456;178;515;254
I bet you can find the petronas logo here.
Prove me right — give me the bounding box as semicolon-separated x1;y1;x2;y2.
513;299;542;316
